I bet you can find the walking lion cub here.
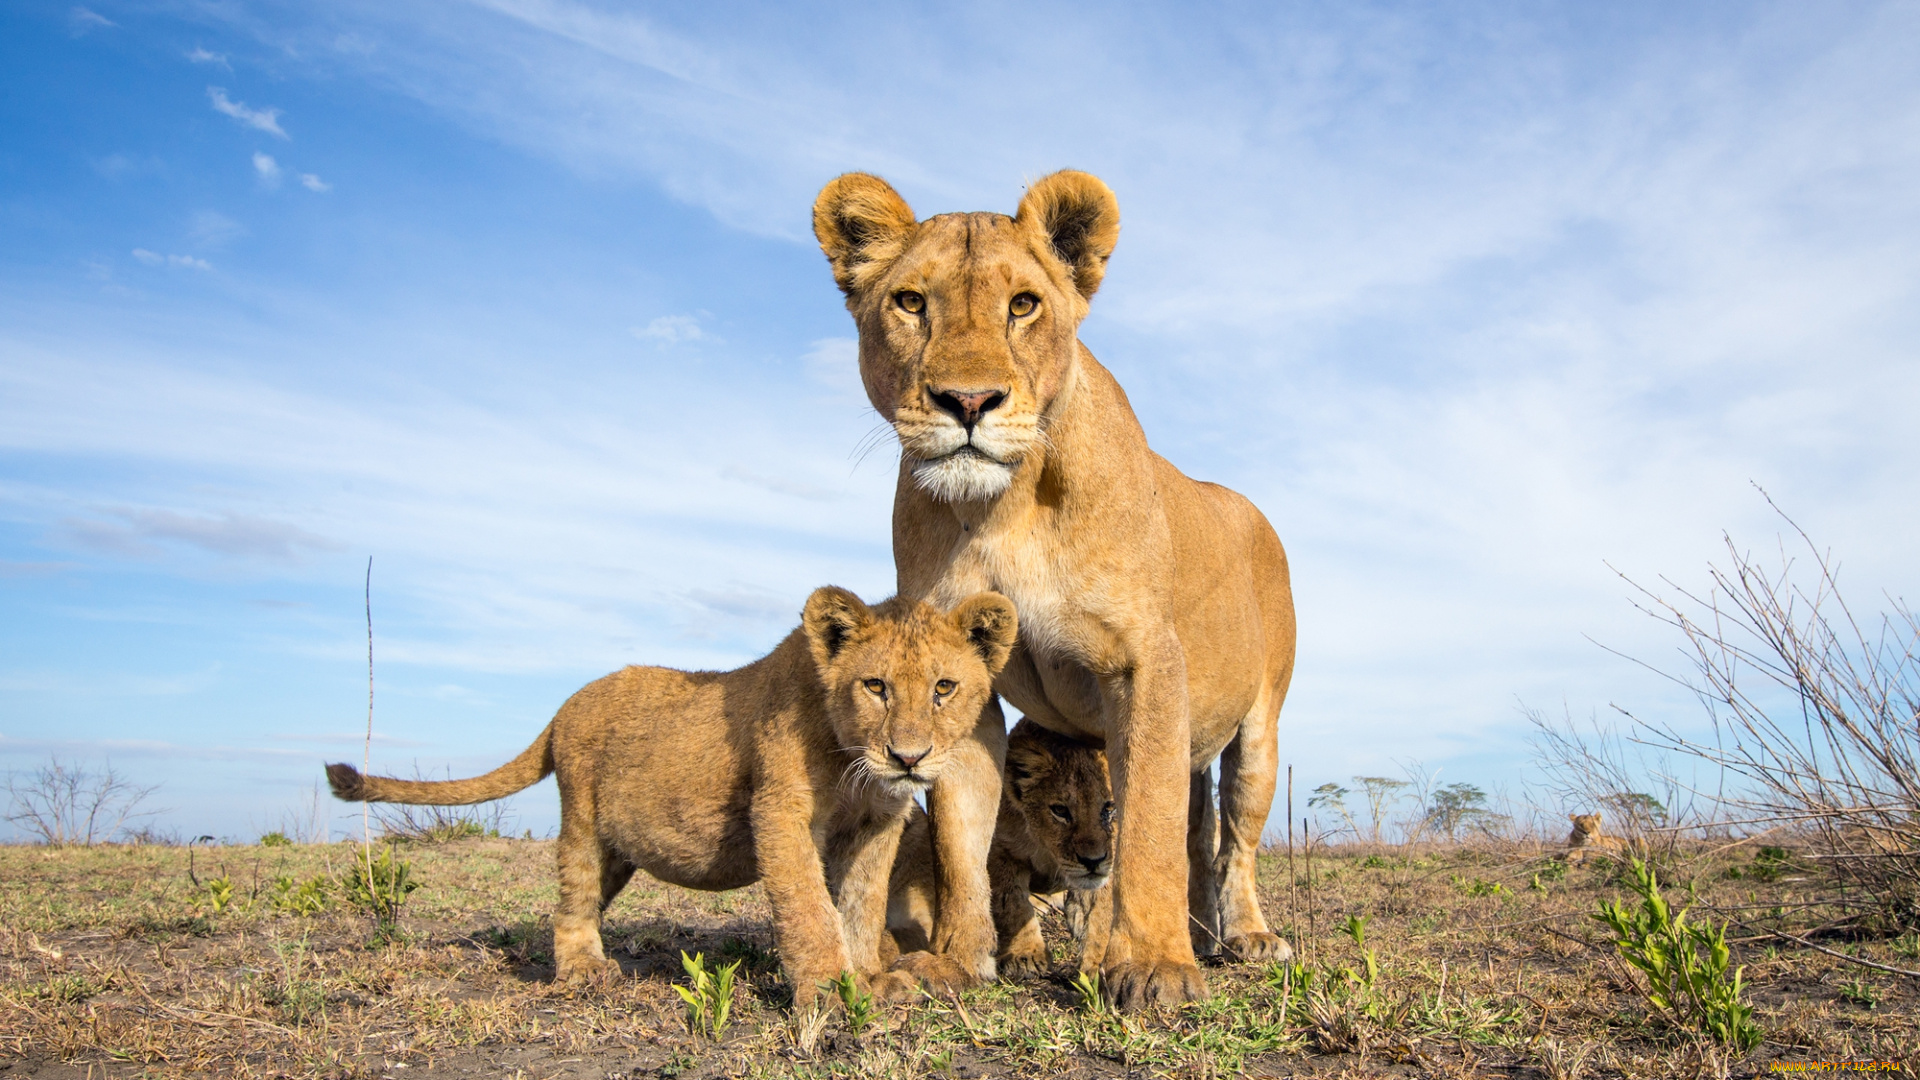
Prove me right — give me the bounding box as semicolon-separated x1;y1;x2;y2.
326;586;1016;1007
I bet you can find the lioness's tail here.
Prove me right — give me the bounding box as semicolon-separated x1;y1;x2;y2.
325;724;555;806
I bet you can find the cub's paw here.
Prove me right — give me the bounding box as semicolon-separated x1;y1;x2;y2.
890;950;978;1000
1102;960;1207;1011
1223;931;1292;964
863;969;922;1006
556;956;622;986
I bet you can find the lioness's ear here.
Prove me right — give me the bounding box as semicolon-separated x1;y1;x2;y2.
1015;170;1120;299
949;592;1017;674
813;173;918;296
802;586;873;671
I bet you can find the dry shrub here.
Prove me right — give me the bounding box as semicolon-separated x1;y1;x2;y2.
3;757;161;846
1617;502;1920;932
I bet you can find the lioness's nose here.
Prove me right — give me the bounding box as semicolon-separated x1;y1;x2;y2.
930;388;1006;431
888;745;930;770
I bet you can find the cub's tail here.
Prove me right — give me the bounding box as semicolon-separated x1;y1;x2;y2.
326;723;555;806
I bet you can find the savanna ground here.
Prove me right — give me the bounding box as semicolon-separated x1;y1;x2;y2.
3;834;1915;1079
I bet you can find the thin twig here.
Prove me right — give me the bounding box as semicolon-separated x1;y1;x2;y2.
1724;916;1920;978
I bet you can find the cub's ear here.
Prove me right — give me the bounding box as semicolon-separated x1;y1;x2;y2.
1015;169;1120;299
949;592;1017;674
802;586;873;671
1004;739;1052;800
813;173;918;296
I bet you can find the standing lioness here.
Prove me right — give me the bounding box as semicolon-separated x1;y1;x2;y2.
814;170;1297;1008
327;586;1016;1007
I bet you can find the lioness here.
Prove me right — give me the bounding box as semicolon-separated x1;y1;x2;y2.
326;587;1016;1008
890;718;1115;978
813;170;1297;1007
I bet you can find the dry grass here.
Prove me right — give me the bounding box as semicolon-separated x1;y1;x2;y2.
2;837;1915;1078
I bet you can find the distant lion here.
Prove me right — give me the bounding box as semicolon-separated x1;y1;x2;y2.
889;719;1115;977
1560;812;1631;863
327;587;1016;1008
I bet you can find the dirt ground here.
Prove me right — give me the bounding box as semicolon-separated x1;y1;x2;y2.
2;836;1914;1078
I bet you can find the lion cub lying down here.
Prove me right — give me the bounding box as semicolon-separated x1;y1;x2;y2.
891;719;1114;977
327;586;1016;1007
1559;812;1642;863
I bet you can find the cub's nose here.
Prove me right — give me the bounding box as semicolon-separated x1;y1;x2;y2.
888;746;930;770
1077;854;1107;875
930;388;1007;431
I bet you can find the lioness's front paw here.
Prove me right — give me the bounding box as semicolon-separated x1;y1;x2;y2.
996;944;1048;980
1223;931;1291;964
890;950;978;999
1102;960;1207;1010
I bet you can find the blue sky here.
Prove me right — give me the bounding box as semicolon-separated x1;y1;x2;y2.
3;1;1917;841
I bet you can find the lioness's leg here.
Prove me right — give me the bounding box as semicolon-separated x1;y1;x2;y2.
1187;767;1222;957
553;801;619;982
1075;882;1113;975
1214;700;1289;962
922;697;1007;984
1099;637;1208;1009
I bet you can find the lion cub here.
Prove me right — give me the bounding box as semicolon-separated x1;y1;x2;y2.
327;587;1015;1008
1560;812;1635;863
891;719;1114;977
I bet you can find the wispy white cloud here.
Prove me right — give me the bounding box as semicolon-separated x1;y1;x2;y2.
632;313;709;343
299;172;330;192
185;210;244;248
130;249;212;271
251;150;281;186
186;46;229;68
207;87;287;139
68;6;113;35
57;506;341;561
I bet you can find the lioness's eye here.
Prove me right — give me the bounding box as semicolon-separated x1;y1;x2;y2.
934;679;956;695
863;678;887;697
1049;804;1072;822
896;291;925;314
1009;293;1038;317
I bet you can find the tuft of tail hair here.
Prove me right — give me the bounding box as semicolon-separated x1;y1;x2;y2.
325;723;555;806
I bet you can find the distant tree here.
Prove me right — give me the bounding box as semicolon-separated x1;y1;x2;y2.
1353;776;1412;842
4;757;161;846
1308;782;1357;839
1424;782;1489;841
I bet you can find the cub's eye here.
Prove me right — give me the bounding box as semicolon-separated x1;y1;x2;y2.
1008;293;1038;318
934;679;956;696
1101;801;1116;827
863;679;888;698
1049;804;1072;822
895;291;925;314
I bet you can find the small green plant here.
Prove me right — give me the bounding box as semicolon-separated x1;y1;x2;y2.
200;875;235;912
1893;933;1920;960
1359;854;1391;869
829;970;877;1034
1537;859;1568;883
269;875;331;916
258;831;293;847
718;936;776;973
1452;875;1509;898
340;845;418;937
673;951;740;1040
1593;858;1762;1051
1069;969;1104;1013
1340;913;1369;947
1838;977;1880;1009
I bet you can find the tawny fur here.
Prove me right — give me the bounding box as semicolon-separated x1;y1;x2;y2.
326;587;1016;1008
890;719;1116;979
812;171;1297;1008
